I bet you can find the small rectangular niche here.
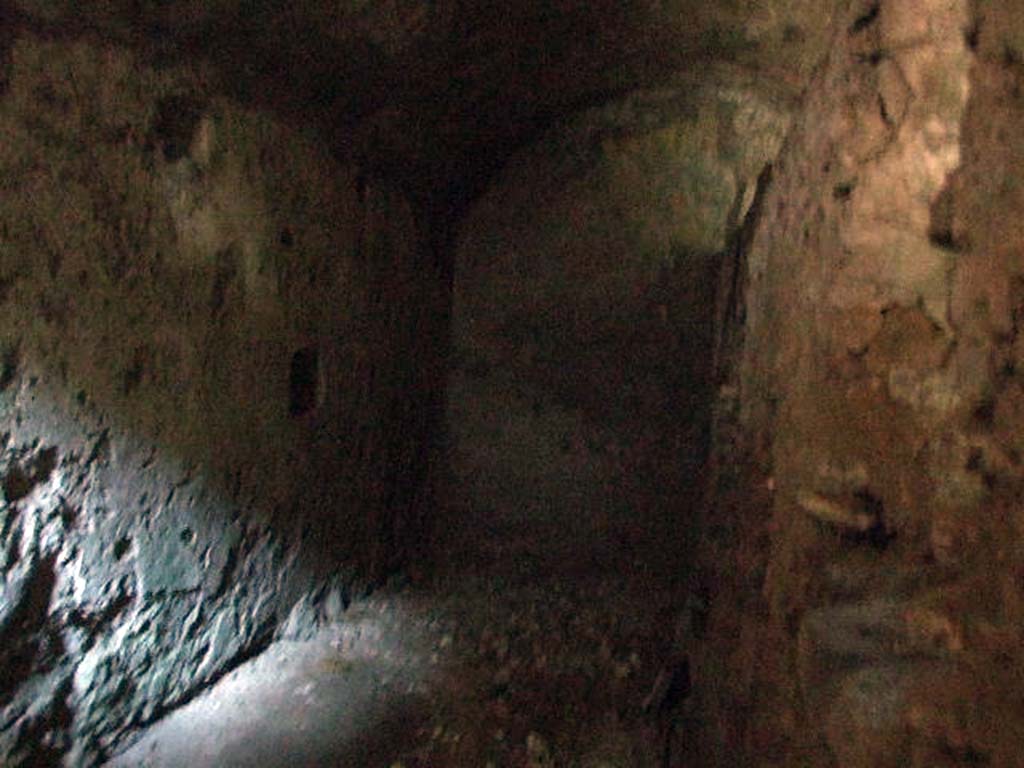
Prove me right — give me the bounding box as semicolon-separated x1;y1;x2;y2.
289;345;321;417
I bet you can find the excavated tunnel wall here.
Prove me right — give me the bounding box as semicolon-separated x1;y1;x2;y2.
4;1;1024;766
448;75;793;569
0;37;444;765
698;1;1024;765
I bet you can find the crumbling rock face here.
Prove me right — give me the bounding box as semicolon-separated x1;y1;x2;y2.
0;37;440;765
703;0;1024;765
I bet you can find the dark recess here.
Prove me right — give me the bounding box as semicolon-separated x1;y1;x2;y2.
833;182;854;201
150;94;204;162
113;537;131;560
847;490;895;550
849;2;881;34
928;182;962;252
964;18;981;50
289;346;320;417
0;345;18;390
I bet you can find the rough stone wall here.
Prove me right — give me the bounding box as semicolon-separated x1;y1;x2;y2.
449;73;792;569
0;36;435;766
701;0;1024;765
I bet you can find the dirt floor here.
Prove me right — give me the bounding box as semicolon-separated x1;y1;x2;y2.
107;369;701;768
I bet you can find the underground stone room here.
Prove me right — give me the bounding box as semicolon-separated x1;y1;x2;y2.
0;0;1023;766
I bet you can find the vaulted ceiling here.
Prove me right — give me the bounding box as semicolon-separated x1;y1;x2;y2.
4;0;835;209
